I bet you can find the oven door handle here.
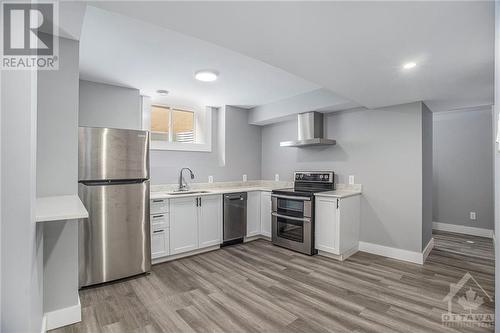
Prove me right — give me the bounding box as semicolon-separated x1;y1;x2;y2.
271;194;311;201
272;212;311;223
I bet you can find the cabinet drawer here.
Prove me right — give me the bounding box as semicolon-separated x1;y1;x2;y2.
151;199;169;214
151;228;170;259
150;213;169;228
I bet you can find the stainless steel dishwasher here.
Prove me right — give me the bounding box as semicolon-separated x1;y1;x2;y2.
223;192;247;246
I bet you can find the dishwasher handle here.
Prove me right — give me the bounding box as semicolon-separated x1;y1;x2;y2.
224;193;247;200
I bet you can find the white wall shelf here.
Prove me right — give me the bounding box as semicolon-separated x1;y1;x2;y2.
36;195;88;223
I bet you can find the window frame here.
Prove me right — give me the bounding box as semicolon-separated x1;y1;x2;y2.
143;100;212;152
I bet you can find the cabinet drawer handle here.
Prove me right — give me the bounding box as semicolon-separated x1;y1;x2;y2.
152;200;164;203
153;229;164;234
152;215;164;219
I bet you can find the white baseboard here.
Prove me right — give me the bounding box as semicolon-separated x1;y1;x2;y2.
152;245;220;265
422;237;434;263
40;315;47;333
358;241;425;265
44;296;81;331
433;222;493;238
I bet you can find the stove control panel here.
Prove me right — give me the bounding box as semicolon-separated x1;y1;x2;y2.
294;171;334;183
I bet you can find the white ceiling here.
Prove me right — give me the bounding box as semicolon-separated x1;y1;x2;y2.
89;1;495;112
79;6;322;109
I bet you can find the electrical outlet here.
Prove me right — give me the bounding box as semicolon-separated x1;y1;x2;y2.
275;174;280;181
470;212;477;221
348;175;355;185
208;176;214;183
242;174;247;182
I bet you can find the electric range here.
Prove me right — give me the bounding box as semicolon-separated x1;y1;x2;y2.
271;171;335;255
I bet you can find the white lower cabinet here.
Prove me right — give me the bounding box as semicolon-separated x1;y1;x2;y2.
246;191;261;237
150;198;170;259
315;195;360;260
151;227;170;259
198;195;222;248
170;196;199;255
169;194;223;256
260;192;272;237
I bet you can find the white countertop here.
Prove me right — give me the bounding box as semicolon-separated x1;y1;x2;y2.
151;185;280;200
150;181;292;200
36;195;89;223
314;189;362;199
314;184;362;199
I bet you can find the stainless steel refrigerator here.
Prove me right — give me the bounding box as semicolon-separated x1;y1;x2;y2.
78;127;151;287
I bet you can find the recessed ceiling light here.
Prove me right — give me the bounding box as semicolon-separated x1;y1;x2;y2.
195;70;219;82
156;89;169;96
403;62;417;70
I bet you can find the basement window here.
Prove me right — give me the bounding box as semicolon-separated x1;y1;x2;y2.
143;101;212;152
151;105;195;143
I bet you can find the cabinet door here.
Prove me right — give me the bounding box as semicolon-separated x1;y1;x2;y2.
260;192;272;237
170;197;198;255
151;227;169;259
246;191;261;237
315;197;339;254
198;195;222;248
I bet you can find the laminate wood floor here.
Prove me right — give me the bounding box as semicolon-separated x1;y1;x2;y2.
52;231;494;333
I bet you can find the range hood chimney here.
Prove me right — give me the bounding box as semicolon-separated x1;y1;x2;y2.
280;112;336;147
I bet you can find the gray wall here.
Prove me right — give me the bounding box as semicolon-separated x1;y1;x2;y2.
37;38;80;314
79;80;141;130
78;81;262;185
494;0;499;325
421;103;433;249
151;105;262;184
433;108;494;230
1;68;43;332
261;102;425;252
249;88;356;125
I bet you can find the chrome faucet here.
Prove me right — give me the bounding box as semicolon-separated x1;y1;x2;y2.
178;168;195;191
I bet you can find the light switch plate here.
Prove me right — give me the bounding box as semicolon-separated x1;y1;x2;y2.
470;212;476;221
208;176;214;183
348;175;355;185
275;174;280;181
242;174;247;182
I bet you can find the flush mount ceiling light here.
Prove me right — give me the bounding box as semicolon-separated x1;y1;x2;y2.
195;70;219;82
156;89;169;96
402;62;417;70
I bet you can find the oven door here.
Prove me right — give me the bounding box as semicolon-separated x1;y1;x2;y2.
271;194;312;218
272;213;313;255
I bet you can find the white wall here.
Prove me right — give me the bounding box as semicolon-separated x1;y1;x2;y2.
79;80;141;130
37;38;81;315
261;102;427;252
433;108;494;230
1;69;43;332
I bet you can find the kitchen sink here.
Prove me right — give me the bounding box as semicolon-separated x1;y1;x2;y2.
168;190;211;195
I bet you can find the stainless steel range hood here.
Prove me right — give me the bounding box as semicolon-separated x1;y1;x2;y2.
280;112;336;147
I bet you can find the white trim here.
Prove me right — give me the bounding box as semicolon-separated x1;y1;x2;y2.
318;245;358;261
40;315;47;333
150;141;212;152
44;296;81;331
433;222;494;238
152;245;220;265
358;241;424;264
422;237;434;263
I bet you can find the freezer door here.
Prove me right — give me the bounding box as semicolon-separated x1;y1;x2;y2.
79;181;151;287
79;127;149;181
